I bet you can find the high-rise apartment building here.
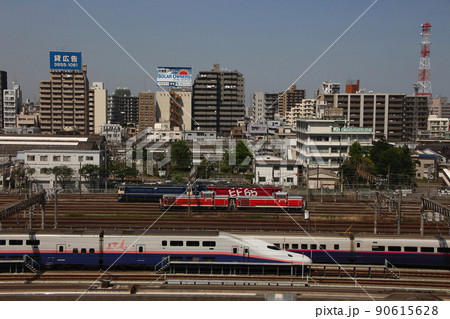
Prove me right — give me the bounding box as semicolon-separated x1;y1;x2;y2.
88;82;107;134
251;92;279;122
39;65;89;134
107;88;139;127
3;83;22;129
156;91;191;131
0;71;7;128
430;96;450;119
317;92;429;142
278;85;305;119
192;64;245;135
138;92;156;131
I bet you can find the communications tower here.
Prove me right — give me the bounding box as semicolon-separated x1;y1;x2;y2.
417;22;432;96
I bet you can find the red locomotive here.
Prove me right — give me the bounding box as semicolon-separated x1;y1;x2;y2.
161;191;304;212
206;186;282;197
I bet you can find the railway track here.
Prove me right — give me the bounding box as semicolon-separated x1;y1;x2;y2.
1;194;448;235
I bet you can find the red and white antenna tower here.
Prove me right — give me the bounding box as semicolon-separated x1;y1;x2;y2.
417;22;432;96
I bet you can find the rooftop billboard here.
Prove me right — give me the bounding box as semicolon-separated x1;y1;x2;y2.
50;51;82;70
157;67;192;88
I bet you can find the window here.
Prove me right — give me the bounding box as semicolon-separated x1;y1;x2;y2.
259;177;266;182
53;155;61;161
286;178;294;183
203;257;215;262
81;248;87;254
372;245;385;251
170;241;183;246
287;166;294;171
319;244;327;250
273;177;280;182
420;247;434;253
274;243;280;248
89;248;95;254
283;243;290;249
356;243;361;248
202;241;216;247
63;155;71;162
26;240;40;245
310;244;317;250
186;241;200;247
292;244;299;249
27;155;35;161
0;240;6;245
162;240;167;246
388;246;402;252
9;240;23;245
40;156;48;161
267;245;281;251
301;244;308;249
58;245;64;252
186;257;200;262
86;156;94;161
73;248;78;253
404;246;418;252
138;246;144;253
78;156;84;161
334;244;340;250
437;247;450;253
233;247;238;254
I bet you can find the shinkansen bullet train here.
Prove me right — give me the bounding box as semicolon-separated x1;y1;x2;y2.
0;230;311;268
249;233;450;268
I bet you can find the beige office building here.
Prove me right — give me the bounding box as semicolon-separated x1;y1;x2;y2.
39;65;89;134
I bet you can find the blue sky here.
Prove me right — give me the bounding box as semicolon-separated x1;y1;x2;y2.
1;0;449;104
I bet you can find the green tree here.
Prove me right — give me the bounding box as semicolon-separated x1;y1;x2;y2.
79;164;107;190
170;140;192;171
109;162;139;182
10;166;35;191
341;142;374;184
43;165;74;189
235;140;253;173
197;158;214;179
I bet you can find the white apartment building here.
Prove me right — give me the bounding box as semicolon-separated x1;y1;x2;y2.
296;119;373;169
3;83;21;129
17;149;103;190
91;82;107;134
253;155;300;187
101;123;123;144
427;115;449;139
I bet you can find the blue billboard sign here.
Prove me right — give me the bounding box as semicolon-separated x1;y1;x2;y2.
50;51;82;70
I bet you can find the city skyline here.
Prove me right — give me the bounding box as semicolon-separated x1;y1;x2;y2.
1;0;450;104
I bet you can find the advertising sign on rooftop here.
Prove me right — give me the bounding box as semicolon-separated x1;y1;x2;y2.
157;67;192;88
50;51;82;70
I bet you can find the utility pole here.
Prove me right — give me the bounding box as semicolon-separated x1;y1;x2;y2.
397;191;402;235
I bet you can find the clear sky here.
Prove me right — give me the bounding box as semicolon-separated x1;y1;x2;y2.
1;0;449;105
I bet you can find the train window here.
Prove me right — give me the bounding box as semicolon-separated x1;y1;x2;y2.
171;257;183;262
420;247;434;253
372;246;385;251
283;243;290;249
73;248;78;254
26;240;40;246
404;246;418;252
292;244;299;249
186;241;200;247
437;247;450;253
59;245;64;252
9;240;23;246
356;243;361;248
233;248;238;254
244;248;248;254
170;241;183;247
334;244;340;250
388;246;401;252
310;244;317;250
202;241;216;247
319;244;326;250
81;248;87;254
0;240;6;245
301;244;308;249
89;248;95;254
138;246;144;253
162;241;167;246
203;257;215;262
274;243;280;248
186;257;200;262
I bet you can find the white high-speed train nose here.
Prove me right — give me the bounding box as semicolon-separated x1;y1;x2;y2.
286;251;312;264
